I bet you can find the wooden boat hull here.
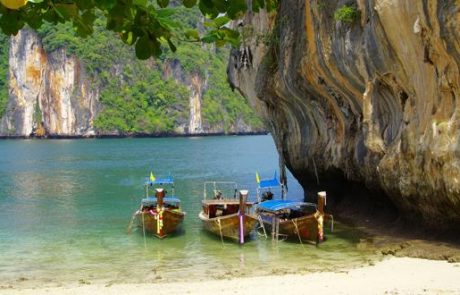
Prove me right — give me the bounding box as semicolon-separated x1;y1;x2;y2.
260;213;320;242
199;211;258;241
136;209;185;239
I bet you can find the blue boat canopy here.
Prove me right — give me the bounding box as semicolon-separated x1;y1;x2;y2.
258;200;309;212
258;171;281;189
141;196;181;206
144;176;174;186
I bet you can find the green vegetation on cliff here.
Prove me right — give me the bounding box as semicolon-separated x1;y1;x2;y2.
334;5;359;24
0;33;8;118
27;8;263;134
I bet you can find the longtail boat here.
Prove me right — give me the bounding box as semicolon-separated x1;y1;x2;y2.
133;175;185;239
199;182;258;244
255;172;333;244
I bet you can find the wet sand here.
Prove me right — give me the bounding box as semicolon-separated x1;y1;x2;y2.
2;257;459;295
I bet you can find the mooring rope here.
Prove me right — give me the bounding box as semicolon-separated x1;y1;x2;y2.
291;219;303;246
329;214;334;232
126;212;137;234
312;158;320;185
141;211;146;245
216;219;224;246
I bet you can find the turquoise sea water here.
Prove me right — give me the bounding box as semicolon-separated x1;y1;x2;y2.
0;135;375;287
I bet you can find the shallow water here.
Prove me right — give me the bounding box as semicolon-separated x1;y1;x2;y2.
0;135;377;287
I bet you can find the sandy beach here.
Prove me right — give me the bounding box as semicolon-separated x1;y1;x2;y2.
2;257;459;295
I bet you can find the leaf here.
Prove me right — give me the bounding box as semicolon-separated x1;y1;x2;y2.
81;10;96;26
53;3;78;19
95;0;116;10
252;0;265;12
265;0;279;12
75;0;94;10
167;39;176;52
223;31;240;47
107;3;130;31
212;0;228;13
121;31;135;45
227;0;246;19
198;0;218;18
74;11;95;37
157;0;169;8
182;0;197;8
184;29;199;41
156;16;179;30
215;39;226;47
151;38;162;57
156;8;175;18
24;10;43;29
135;34;152;60
200;31;219;43
0;11;23;35
133;0;148;6
212;15;230;28
75;20;93;37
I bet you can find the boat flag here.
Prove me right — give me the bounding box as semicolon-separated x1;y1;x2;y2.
150;171;156;182
256;171;260;184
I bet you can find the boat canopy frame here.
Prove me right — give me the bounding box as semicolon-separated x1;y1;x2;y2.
256;171;286;202
144;175;176;199
203;181;239;200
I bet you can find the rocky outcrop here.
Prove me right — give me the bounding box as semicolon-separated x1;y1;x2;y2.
0;29;98;137
228;0;460;228
163;58;255;134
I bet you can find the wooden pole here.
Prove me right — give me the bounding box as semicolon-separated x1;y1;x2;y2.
239;190;248;244
317;191;326;242
317;191;326;214
156;188;165;237
156;188;165;207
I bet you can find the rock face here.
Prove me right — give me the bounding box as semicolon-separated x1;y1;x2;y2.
0;29;98;136
228;0;460;228
162;60;208;134
1;29;260;137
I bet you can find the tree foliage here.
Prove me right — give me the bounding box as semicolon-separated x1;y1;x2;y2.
0;0;278;60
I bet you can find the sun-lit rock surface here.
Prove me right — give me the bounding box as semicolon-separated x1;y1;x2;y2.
228;0;460;228
0;29;98;137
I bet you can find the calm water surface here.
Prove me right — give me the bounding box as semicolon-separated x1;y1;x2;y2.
0;135;376;287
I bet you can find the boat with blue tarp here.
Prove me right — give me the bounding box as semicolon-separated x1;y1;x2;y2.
255;171;333;244
132;173;185;239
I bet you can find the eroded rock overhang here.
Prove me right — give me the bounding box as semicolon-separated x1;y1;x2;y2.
227;0;460;229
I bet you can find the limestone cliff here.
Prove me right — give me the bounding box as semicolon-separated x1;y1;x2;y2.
228;0;460;228
162;60;208;134
0;29;263;137
0;29;98;136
